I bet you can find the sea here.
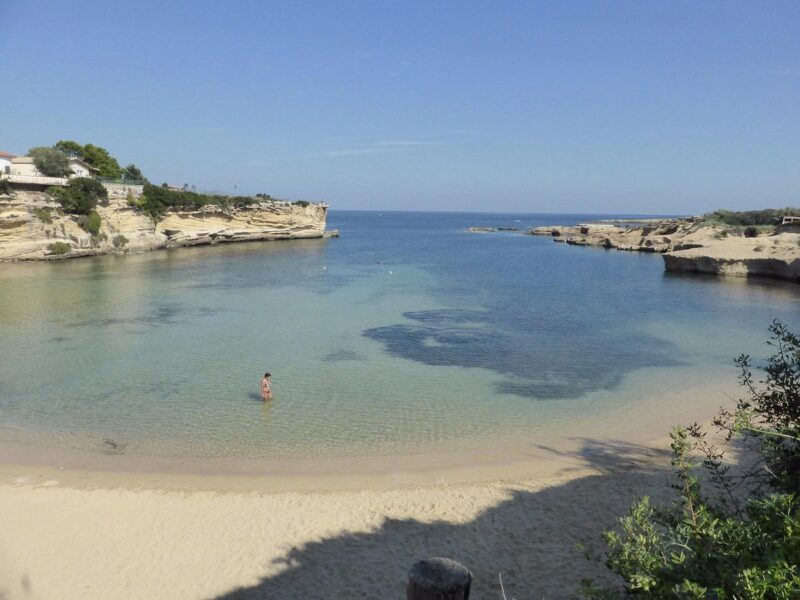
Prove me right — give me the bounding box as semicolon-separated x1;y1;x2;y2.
0;211;798;466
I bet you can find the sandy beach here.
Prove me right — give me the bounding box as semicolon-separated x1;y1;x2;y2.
0;417;712;600
0;377;736;600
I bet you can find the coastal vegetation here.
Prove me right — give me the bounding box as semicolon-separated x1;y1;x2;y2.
0;187;328;261
585;321;800;598
46;140;147;182
702;209;800;227
121;163;146;182
78;210;102;236
139;183;258;220
28;146;72;177
33;207;53;223
46;241;70;255
54;140;122;179
48;178;108;215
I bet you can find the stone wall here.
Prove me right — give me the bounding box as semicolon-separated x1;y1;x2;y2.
101;182;144;200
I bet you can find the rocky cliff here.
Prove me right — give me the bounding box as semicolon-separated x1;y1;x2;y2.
528;221;800;283
0;190;330;261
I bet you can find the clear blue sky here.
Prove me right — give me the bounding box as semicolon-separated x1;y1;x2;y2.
2;1;798;213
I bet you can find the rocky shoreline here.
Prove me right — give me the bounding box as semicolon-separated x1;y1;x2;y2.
0;189;330;262
527;221;800;283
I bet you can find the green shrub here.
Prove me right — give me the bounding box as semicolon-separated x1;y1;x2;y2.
126;189;143;207
112;234;129;248
78;210;102;235
292;200;311;208
704;208;800;227
47;242;71;255
50;178;108;215
34;208;53;224
744;226;759;238
121;163;146;183
586;322;800;598
138;184;256;221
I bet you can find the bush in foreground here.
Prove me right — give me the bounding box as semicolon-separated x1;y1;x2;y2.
584;321;800;599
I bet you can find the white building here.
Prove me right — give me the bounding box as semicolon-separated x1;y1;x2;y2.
68;157;98;179
0;150;15;175
9;155;97;179
10;156;41;177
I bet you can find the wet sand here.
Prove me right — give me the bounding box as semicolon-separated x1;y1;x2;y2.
0;379;735;599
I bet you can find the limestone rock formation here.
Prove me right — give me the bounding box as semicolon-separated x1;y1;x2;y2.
527;221;800;283
0;189;329;262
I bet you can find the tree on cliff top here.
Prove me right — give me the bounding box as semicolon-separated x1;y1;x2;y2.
122;163;147;182
82;144;122;178
28;146;71;177
49;177;108;215
53;140;123;178
53;140;84;157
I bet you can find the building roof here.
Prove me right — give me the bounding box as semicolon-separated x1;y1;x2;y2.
11;156;34;164
0;151;15;159
68;157;99;171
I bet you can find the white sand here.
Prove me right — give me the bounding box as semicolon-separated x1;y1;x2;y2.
0;448;680;600
0;379;734;599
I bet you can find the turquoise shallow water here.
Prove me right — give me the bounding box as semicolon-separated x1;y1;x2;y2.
0;211;799;462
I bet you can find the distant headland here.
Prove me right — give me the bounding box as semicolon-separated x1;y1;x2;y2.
471;209;800;283
0;141;333;262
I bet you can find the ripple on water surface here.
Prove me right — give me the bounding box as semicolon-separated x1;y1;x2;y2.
0;211;798;464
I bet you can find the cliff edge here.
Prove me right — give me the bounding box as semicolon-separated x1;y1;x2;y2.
0;189;329;261
528;221;800;283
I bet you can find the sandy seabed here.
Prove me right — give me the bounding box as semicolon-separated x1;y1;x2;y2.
0;380;733;600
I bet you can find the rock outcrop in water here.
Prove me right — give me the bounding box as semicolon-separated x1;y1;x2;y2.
528;221;800;283
466;226;519;233
0;189;330;261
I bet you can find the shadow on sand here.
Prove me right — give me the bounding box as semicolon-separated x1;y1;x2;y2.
210;439;674;599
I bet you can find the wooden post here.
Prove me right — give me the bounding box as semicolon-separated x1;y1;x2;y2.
407;557;472;600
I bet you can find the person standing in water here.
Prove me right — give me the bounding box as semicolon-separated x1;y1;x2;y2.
261;372;273;401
